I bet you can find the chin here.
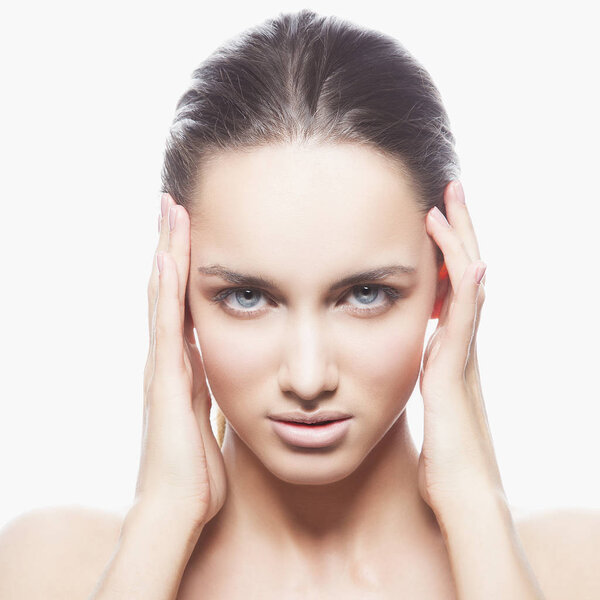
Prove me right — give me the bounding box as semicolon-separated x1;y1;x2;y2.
254;440;373;486
267;458;360;486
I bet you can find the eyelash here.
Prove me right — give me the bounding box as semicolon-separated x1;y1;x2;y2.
210;284;405;318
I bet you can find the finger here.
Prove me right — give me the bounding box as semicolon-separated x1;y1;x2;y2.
439;267;485;328
148;193;174;340
146;193;172;386
154;251;187;380
166;201;191;331
439;260;487;378
426;205;472;303
443;180;482;264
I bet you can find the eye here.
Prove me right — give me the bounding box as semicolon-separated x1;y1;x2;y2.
344;285;404;315
211;288;271;318
211;284;405;318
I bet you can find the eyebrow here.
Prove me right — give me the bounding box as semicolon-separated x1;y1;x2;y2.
196;263;416;293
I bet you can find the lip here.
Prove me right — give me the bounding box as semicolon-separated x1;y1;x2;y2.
268;410;352;424
269;417;353;448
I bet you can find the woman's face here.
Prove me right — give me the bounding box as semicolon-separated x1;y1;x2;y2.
185;142;445;485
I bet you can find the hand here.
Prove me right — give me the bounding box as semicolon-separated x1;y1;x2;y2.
135;193;227;530
417;181;504;518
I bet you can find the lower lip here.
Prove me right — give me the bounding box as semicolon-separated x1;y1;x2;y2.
270;418;352;448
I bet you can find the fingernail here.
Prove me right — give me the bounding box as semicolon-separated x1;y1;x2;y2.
475;262;487;284
454;181;466;205
168;205;177;231
430;206;450;228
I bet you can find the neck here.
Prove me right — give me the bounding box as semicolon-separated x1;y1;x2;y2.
203;410;441;567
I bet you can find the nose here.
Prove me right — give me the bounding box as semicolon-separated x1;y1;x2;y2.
277;309;338;401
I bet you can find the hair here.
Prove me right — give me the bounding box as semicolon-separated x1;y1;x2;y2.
159;9;460;449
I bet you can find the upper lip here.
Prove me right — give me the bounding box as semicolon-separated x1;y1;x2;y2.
268;411;352;424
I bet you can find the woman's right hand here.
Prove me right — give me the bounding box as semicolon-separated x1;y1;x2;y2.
135;192;227;531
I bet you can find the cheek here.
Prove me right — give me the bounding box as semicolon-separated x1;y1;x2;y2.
344;316;425;401
194;320;271;402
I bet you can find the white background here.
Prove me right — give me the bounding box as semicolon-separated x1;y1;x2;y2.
1;0;598;530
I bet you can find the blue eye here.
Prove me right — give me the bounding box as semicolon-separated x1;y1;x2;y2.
211;284;404;318
344;285;404;315
231;289;265;309
210;288;269;317
351;285;383;305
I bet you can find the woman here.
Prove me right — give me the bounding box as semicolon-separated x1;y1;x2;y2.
1;9;596;600
125;8;544;598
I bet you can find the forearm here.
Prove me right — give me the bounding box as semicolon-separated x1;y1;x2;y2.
437;487;546;600
88;499;203;600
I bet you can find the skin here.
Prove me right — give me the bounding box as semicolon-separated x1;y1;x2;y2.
5;138;598;600
2;139;563;600
179;142;456;592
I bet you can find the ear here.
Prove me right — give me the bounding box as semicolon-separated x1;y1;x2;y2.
430;261;449;320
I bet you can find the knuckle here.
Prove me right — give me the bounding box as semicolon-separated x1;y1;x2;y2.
450;233;469;256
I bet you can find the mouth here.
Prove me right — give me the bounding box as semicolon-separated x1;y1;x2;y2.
268;410;353;425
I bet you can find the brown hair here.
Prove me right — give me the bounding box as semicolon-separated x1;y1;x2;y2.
159;9;460;448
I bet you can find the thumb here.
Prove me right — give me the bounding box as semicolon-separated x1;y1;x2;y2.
184;335;212;422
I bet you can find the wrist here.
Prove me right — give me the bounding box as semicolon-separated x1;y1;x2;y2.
432;486;545;599
92;498;205;599
432;484;511;534
124;496;206;544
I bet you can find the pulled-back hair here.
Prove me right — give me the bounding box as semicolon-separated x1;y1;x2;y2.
159;9;460;448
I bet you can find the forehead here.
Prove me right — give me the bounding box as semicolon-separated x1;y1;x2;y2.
190;143;431;283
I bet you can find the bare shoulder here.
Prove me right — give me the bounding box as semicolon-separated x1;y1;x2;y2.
512;505;600;600
0;504;126;600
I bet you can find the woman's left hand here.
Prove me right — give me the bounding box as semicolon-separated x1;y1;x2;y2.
417;180;504;519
